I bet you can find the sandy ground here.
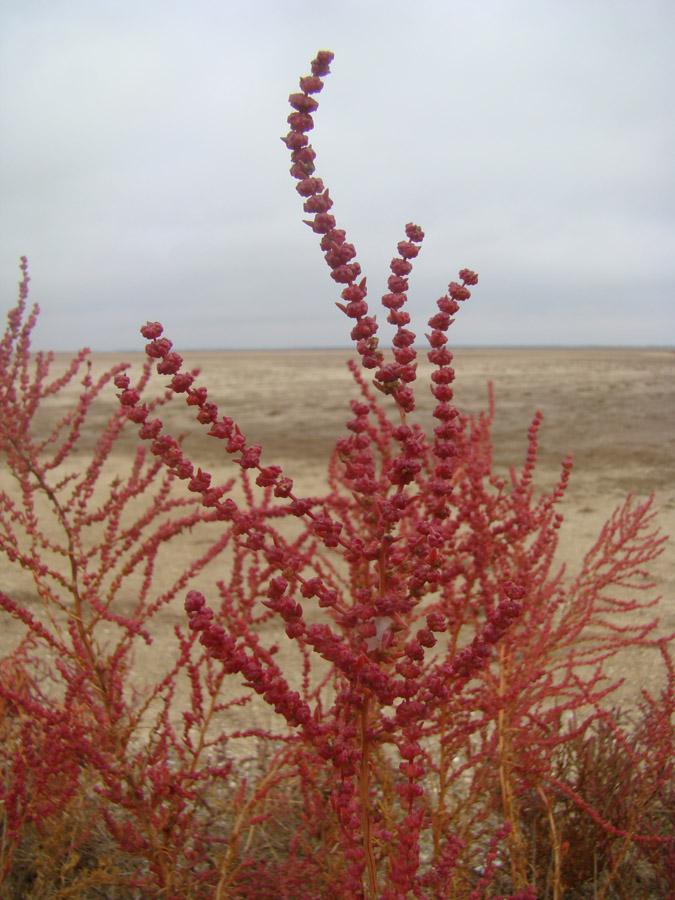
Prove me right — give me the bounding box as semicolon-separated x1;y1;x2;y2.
1;347;674;718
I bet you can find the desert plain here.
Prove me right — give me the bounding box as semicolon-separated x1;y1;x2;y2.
1;346;674;717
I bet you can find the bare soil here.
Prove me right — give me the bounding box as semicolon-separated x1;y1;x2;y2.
1;347;674;709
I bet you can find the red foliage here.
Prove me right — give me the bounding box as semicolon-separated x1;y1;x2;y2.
0;52;672;900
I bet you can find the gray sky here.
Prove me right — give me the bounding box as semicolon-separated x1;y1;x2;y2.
1;0;673;351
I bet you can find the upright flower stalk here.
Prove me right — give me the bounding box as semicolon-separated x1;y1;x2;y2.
110;49;670;896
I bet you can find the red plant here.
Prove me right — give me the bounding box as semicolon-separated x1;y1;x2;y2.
0;50;672;900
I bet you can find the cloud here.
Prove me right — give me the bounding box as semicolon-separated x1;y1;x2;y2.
1;0;673;350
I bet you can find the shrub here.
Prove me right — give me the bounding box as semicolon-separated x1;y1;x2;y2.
0;50;672;899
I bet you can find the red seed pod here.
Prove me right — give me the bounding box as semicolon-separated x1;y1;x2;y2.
216;498;238;520
397;241;420;260
390;258;413;276
426;611;447;632
341;281;367;302
285;619;306;639
281;131;309;150
139;418;162;439
483;623;501;644
296;177;325;197
175;459;193;479
118;387;141;407
428;346;453;366
287;111;314;132
394;386;415;411
303;192;332;213
430;459;455;486
113;373;130;389
293;146;317;165
416;627;437;648
396;660;422;680
141;321;163;339
226;430;247;453
196;402;218;424
320;228;346;250
431;382;454;402
387;309;411;326
324;241;356;268
290;161;312;180
398;762;425;780
392;328;415;348
187;386;208;406
171;372;194;392
393;424;412;441
299;74;324;94
150;434;179;459
375;363;402;383
330;262;361;283
185;590;206;613
188;468;211;492
437;296;460;315
387;275;409;293
426;329;448;348
126;404;148;423
274;476;294;497
145;337;172;359
428;312;451;331
202;487;225;507
434;441;457;459
459;268;479;285
288;92;319;113
157;352;183;375
448;281;471;301
431;366;455;384
310;50;335;76
404;639;424;661
381;293;406;310
405;222;425;242
432;403;457;422
504;581;526;600
290;497;312;516
393;345;416;365
342;300;368;319
387;456;422;486
305;213;336;234
256;465;283;487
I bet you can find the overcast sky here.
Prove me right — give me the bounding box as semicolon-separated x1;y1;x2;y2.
1;0;673;351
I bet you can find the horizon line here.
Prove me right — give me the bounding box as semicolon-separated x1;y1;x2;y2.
48;343;675;355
